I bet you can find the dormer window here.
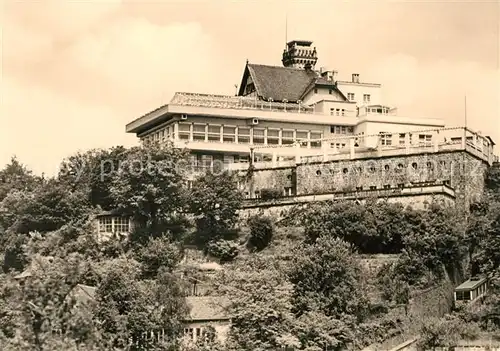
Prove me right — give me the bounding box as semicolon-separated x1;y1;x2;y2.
245;83;255;95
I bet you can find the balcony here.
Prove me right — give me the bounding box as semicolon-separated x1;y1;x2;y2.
170;92;314;114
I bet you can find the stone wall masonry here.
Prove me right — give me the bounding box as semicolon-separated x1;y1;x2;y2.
244;150;488;211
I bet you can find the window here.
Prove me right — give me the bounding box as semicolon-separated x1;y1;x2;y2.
356;186;363;191
330;108;335;116
178;123;190;140
380;133;392;146
222;126;236;143
363;94;371;103
316;170;322;176
99;217;112;233
193;124;206;141
208;125;221;142
399;133;406;145
282;130;294;145
296;131;308;142
412;162;418;169
329;89;333;94
398;183;405;189
341;109;345;116
370;186;377;190
347;93;355;101
419;134;432;145
314;88;318;94
253;128;265;145
189;154;198;168
310;132;322;148
341;126;347;134
201;155;213;169
347;127;354;133
246;83;255;95
223;155;234;167
335;108;340;116
383;184;391;189
98;216;130;234
330;126;336;133
267;129;280;145
238;127;250;144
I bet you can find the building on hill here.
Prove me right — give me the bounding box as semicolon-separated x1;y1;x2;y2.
125;39;496;210
126;39;452;168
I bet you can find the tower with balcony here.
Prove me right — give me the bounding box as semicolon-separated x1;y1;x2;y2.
282;40;318;70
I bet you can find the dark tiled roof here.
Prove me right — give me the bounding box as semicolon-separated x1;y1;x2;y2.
244;64;318;102
185;296;230;321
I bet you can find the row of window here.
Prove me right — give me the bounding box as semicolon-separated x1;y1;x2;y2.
455;283;487;301
330;125;355;134
345;93;371;103
98;217;130;233
142;123;324;147
312;160;449;176
184;327;211;343
379;133;432;146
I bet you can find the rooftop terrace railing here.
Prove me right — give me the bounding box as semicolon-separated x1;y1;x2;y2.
170;92;315;114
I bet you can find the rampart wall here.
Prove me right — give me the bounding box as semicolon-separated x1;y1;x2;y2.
242;150;488;211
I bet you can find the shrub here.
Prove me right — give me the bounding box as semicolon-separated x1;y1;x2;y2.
248;215;274;251
206;240;239;262
260;188;282;201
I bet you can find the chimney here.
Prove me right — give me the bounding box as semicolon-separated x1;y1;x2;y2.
352;73;360;83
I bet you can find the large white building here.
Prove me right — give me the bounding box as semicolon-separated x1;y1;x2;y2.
126;40;494;170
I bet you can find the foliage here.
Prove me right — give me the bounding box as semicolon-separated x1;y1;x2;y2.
213;254;298;350
289;236;368;322
109;143;189;239
0;157;41;202
94;260;188;349
206;239;239;263
135;236;183;278
58;146;128;210
247;215;274;251
2;232;28;273
0;255;111;350
189;171;243;244
260;188;282;201
0;179;92;236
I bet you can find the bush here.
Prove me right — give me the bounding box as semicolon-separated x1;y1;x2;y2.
206;240;239;262
248;215;274;251
260;188;282;201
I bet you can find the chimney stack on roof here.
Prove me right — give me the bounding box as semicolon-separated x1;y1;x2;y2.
352;73;360;83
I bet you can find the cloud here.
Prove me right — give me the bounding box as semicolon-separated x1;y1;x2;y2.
369;54;500;142
2;1;499;176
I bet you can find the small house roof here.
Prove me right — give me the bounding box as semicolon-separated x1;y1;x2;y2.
455;277;487;291
185;296;231;321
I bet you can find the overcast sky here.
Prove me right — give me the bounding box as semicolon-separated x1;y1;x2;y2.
2;0;499;175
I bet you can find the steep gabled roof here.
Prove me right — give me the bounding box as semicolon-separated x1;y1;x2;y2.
185;296;231;321
299;77;350;102
238;63;318;102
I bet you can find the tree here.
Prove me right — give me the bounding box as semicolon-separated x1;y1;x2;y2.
58;146;128;210
94;260;188;349
0;255;110;350
247;215;274;251
213;255;298;350
289;236;368;321
109;143;189;240
189;171;243;244
135;236;183;278
0;157;41;202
